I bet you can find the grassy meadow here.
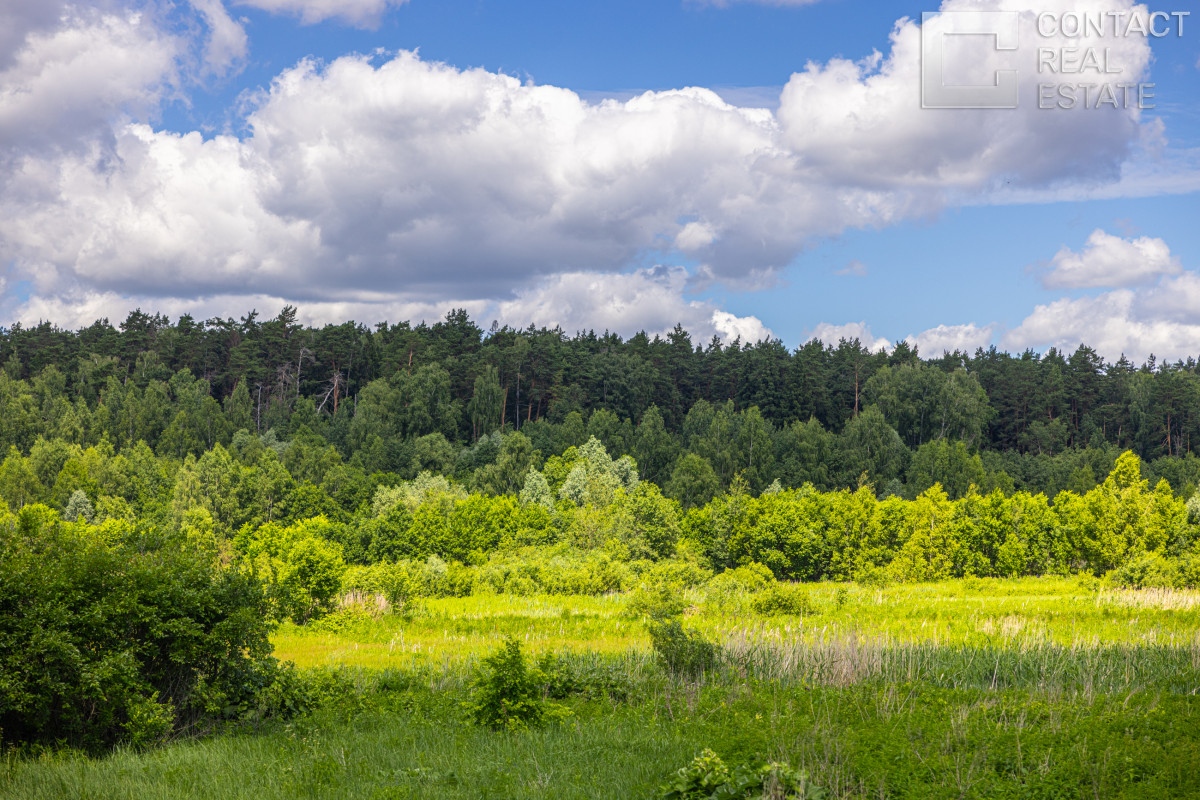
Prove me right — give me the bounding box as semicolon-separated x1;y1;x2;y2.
273;578;1200;671
5;578;1200;799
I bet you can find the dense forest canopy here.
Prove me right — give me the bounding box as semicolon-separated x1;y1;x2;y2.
3;306;1200;500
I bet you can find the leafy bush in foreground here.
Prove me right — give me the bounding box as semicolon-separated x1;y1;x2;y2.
658;748;826;800
463;639;567;731
0;505;285;751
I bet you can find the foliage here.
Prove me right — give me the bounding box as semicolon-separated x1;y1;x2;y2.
624;584;690;620
749;583;815;616
463;638;566;731
647;618;719;679
704;563;774;601
558;437;638;507
658;749;826;800
239;517;349;623
0;506;284;751
62;488;94;522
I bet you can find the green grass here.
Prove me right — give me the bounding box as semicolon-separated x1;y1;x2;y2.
5;679;1199;799
272;579;1200;670
6;578;1200;799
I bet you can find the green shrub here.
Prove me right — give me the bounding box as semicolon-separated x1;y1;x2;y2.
0;508;284;752
641;558;713;591
463;639;567;731
704;562;774;608
340;563;392;595
854;563;893;589
239;516;348;623
535;653;634;703
647;619;719;679
1113;553;1183;589
1180;553;1200;588
658;748;826;800
1076;570;1102;593
473;546;633;596
751;583;815;616
624;584;690;620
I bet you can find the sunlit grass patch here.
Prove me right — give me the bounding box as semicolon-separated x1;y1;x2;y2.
272;579;1200;672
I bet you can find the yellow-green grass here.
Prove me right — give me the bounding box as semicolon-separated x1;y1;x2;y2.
273;594;638;669
272;578;1200;670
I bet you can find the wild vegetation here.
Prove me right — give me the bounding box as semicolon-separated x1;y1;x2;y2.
5;307;1200;503
3;310;1200;797
3;579;1199;798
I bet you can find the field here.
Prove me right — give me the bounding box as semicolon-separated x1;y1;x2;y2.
4;578;1200;800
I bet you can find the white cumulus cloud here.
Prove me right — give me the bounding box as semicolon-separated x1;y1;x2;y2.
0;6;180;158
777;1;1152;193
189;0;248;78
496;266;772;344
807;321;892;352
905;323;996;355
1007;233;1199;361
0;0;1177;344
1040;228;1182;289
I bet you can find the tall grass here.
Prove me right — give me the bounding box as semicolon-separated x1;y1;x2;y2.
719;623;1200;694
10;578;1198;799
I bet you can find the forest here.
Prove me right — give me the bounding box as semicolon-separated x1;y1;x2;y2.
3;308;1200;798
4;306;1200;504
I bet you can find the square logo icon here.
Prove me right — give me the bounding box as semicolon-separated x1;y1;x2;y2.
922;10;1020;109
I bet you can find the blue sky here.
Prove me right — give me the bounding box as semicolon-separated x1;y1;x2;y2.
2;0;1199;360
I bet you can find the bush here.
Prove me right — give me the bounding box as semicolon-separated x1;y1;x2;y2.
647;618;719;679
473;546;632;596
854;563;893;589
535;653;634;703
624;585;689;620
463;639;567;731
658;748;826;800
1075;570;1101;593
1113;553;1184;589
1187;492;1200;525
751;583;815;616
0;508;284;752
382;555;475;603
238;517;348;623
641;558;713;591
703;562;774;605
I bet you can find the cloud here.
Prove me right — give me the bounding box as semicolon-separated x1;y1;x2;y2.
807;322;892;352
776;2;1153;193
835;259;867;276
1040;228;1182;289
1006;233;1199;361
496;266;772;343
232;0;408;27
0;0;1176;342
905;323;996;355
7;287;483;332
5;264;773;346
189;0;248;78
1003;290;1200;362
0;6;180;158
0;0;70;69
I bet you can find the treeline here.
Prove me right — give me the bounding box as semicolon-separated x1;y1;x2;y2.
4;428;1198;595
4;307;1200;499
6;432;1200;749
